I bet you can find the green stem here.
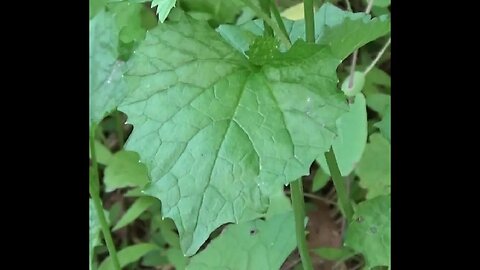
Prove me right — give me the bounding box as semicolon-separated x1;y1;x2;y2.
303;0;315;43
345;0;352;12
114;110;124;150
365;0;375;13
269;0;290;40
324;147;354;221
259;0;273;37
90;126;121;270
364;37;391;75
348;50;358;88
239;0;291;48
290;179;314;270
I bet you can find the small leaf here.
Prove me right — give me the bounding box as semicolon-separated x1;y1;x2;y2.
311;167;330;192
108;1;148;43
151;215;182;248
186;212;297;270
142;249;169;267
364;0;391;8
345;196;390;269
103;151;150;192
90;10;128;127
281;3;306;21
98;243;160;270
265;186;293;217
221;3;390;59
375;104;390;143
246;37;280;66
182;0;243;24
113;196;157;231
364;67;390;96
355;133;390;198
90;0;107;18
217;24;259;55
313;247;356;261
108;201;124;226
124;187;144;197
366;93;390;116
341;71;366;97
317;94;368;176
89;140;113;165
151;0;176;23
288;3;391;59
166;248;188;269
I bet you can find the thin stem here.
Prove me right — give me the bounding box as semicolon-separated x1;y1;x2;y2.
345;0;352;12
269;0;289;40
290;179;314;270
259;0;273;37
365;0;375;13
90;126;121;270
114;110;124;150
364;37;391;75
348;50;358;88
324;147;354;221
340;175;352;239
239;0;291;48
285;190;337;205
303;0;315;43
346;0;375;89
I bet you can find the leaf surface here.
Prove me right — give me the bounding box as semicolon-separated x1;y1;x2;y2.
119;16;348;255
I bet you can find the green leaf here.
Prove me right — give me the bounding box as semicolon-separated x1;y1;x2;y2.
151;0;176;23
89;140;113;165
366;93;390;116
151;215;182;248
246;37;280;66
113;196;157;231
221;3;390;59
311;167;330;192
167;248;188;270
187;212;297;270
142;249;169;267
182;0;243;25
341;71;366;97
375;104;390;143
235;7;256;25
265;186;293;217
287;3;391;59
108;1;147;43
281;2;306;21
217;24;259;56
124;187;144;197
355;133;390;198
313;247;356;261
90;0;107;18
89;199;110;270
90;10;128;127
317;94;368;176
119;17;348;256
98;243;160;270
364;0;391;8
103;150;150;192
108;201;124;226
364;67;390;96
345;195;391;269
